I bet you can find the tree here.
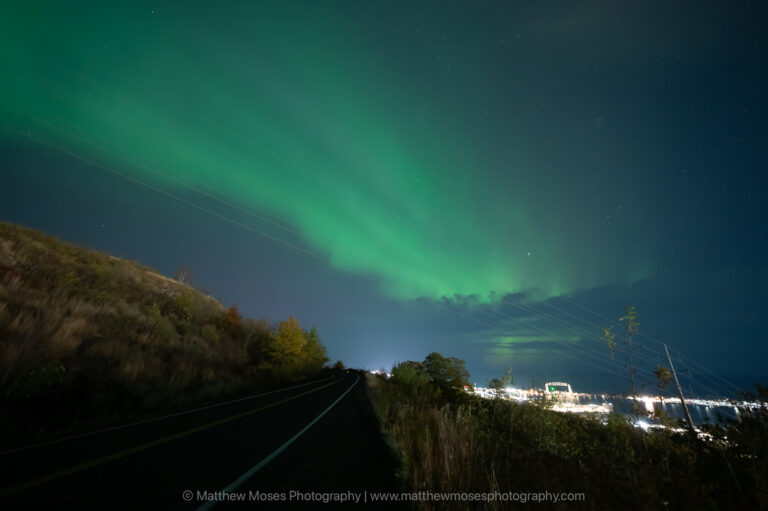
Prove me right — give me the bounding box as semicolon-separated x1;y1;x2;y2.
489;378;504;391
270;316;307;369
620;305;640;398
302;326;329;373
423;352;470;392
391;361;431;395
601;325;617;356
243;318;272;364
653;364;673;396
175;265;193;286
601;325;623;393
218;305;244;340
489;378;505;398
502;367;514;387
489;367;513;397
651;364;674;424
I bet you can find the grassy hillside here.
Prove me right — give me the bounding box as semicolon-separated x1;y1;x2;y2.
0;221;329;447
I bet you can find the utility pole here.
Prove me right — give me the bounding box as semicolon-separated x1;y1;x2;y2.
665;344;696;435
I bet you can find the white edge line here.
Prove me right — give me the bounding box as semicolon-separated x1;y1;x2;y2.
0;375;334;456
196;375;360;511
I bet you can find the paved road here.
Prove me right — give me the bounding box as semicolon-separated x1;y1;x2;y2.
0;371;403;509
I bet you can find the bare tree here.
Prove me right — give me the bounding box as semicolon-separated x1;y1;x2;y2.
620;305;640;398
175;265;193;286
601;325;624;394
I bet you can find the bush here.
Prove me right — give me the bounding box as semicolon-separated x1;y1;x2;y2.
218;305;244;340
201;324;220;345
367;364;768;510
0;220;332;448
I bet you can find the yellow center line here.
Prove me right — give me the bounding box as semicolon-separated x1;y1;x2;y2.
0;377;343;498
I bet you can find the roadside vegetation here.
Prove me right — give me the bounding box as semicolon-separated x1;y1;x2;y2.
367;353;768;510
0;221;330;447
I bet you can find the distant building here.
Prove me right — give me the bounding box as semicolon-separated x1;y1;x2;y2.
545;381;574;395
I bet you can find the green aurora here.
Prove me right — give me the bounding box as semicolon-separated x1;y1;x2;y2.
1;2;649;302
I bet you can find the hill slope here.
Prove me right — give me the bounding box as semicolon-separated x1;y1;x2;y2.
0;221;328;447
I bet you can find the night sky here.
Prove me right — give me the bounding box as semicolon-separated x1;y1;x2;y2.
2;1;766;395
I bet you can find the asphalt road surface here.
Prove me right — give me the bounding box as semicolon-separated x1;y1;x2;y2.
0;371;404;509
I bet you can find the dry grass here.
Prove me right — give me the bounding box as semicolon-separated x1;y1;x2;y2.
0;221;326;447
366;372;768;510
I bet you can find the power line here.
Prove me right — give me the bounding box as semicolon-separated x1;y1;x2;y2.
496;295;671;370
433;301;635;382
480;303;663;384
11;117;745;397
11;124;631;386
